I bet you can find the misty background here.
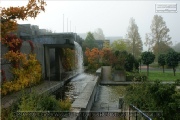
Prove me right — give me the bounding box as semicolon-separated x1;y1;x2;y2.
1;0;180;51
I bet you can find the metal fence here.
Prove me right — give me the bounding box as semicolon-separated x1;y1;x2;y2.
127;104;163;120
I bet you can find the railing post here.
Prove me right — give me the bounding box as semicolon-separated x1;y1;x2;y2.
129;105;130;120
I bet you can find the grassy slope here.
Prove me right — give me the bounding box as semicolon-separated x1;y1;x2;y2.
141;70;180;81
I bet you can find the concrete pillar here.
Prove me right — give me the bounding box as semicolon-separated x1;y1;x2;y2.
55;48;61;81
44;46;50;80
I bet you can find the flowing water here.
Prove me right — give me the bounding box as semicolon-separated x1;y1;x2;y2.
74;41;84;74
64;73;96;102
91;85;126;111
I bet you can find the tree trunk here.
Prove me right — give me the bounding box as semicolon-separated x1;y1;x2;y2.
173;67;176;76
147;64;149;76
163;65;164;73
139;61;141;72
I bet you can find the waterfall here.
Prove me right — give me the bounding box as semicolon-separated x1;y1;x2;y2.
74;41;84;74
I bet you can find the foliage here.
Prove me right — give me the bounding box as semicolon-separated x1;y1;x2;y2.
85;48;101;70
111;39;127;51
158;53;166;73
62;48;75;71
173;42;180;52
82;32;97;51
59;98;72;111
99;48;114;66
153;41;173;61
1;54;42;96
113;50;128;70
126;72;147;82
166;50;179;76
127;18;143;58
93;28;105;40
125;54;135;72
1;0;46;38
1;92;71;120
38;94;60;111
145;15;172;56
1;0;46;96
103;40;110;48
149;81;180;120
141;51;155;76
4;50;27;68
125;81;180;120
1;34;23;52
27;40;34;53
1;69;7;82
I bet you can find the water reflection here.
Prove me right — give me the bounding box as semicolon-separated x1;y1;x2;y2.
92;85;126;111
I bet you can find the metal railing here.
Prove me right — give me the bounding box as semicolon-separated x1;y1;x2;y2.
128;104;152;120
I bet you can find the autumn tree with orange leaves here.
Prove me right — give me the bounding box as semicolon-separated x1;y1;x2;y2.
85;48;101;70
99;48;114;66
1;0;46;68
0;0;46;95
1;0;46;38
85;48;115;70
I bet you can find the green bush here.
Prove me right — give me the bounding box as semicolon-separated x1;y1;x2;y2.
126;72;147;82
1;92;72;120
59;98;72;111
38;94;60;111
125;81;180;120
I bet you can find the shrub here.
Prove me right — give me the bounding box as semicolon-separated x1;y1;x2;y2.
38;94;60;111
59;98;72;111
1;54;42;96
2;92;72;119
126;72;147;82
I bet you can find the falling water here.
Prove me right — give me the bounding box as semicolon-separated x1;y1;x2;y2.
74;41;84;74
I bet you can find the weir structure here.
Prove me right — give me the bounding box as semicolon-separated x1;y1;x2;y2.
1;28;84;108
21;33;83;81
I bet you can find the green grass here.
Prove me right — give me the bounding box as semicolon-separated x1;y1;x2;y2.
141;70;180;81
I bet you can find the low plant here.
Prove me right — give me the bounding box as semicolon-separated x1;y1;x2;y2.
1;54;42;96
1;92;72;120
126;72;147;82
59;98;72;111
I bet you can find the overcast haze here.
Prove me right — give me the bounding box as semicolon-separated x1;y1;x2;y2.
1;0;180;50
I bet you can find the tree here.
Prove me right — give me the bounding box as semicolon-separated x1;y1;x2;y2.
1;0;46;95
1;0;46;38
85;48;100;70
127;18;143;58
82;32;97;51
166;50;179;76
99;48;114;66
125;81;180;120
111;39;127;51
144;33;154;52
173;42;180;52
153;41;173;61
124;53;135;72
141;51;155;76
93;28;105;40
158;54;166;73
148;15;172;58
103;40;110;48
113;50;128;70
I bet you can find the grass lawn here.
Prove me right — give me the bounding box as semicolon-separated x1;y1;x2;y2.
141;70;180;81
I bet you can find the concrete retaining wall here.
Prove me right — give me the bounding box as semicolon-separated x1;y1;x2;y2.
1;41;45;82
62;75;100;120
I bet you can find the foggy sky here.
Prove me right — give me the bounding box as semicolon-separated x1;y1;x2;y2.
1;0;180;51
